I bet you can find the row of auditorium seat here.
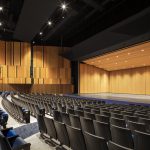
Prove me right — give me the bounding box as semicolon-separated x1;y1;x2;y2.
52;110;150;134
2;93;30;123
37;114;150;150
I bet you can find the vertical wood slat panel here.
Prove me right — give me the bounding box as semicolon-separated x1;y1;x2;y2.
0;41;6;65
14;42;21;65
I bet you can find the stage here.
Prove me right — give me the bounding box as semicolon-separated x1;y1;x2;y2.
78;93;150;106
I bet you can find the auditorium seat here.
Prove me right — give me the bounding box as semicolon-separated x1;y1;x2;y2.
69;114;81;128
110;117;126;128
101;111;111;117
74;110;84;117
110;125;134;148
139;117;150;125
84;132;108;150
84;111;96;120
43;117;57;140
91;109;100;114
124;115;138;122
108;141;133;150
54;120;70;147
95;114;110;124
67;108;75;115
37;114;47;136
111;113;124;119
53;110;62;122
66;125;86;150
93;120;111;141
133;130;150;150
60;112;71;125
80;117;95;134
127;121;147;133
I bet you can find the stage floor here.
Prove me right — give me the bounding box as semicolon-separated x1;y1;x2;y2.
79;93;150;105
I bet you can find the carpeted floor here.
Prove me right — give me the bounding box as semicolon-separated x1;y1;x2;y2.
14;122;39;139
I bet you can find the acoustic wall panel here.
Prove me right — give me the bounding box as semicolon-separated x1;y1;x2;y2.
33;45;71;85
0;41;31;84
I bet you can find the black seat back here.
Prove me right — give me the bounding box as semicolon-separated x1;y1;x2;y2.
53;110;62;122
133;130;150;150
84;112;95;120
127;121;147;133
66;125;86;150
75;110;84;117
61;112;71;125
95;114;110;124
84;132;108;150
54;120;70;147
80;117;95;134
43;117;57;139
93;120;111;141
110;117;126;128
37;114;47;134
67;108;75;115
108;141;133;150
0;133;12;150
110;125;134;148
69;114;81;128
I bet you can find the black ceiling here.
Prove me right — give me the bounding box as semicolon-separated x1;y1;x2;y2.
0;0;150;47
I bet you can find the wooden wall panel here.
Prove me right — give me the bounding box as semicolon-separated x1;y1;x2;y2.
0;41;31;84
80;63;109;93
14;42;21;65
0;41;5;65
80;63;150;95
109;66;150;95
33;45;71;85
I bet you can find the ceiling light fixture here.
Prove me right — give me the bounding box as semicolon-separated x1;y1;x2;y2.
48;21;52;26
0;22;2;26
128;53;130;55
61;2;67;11
0;6;3;11
39;32;43;35
116;56;119;58
141;49;144;52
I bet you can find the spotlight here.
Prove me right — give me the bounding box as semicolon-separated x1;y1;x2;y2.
48;21;52;26
32;41;35;44
61;2;67;10
39;32;43;35
0;6;3;11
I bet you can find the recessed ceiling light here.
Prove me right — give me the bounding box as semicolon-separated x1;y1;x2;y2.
115;62;118;64
0;6;3;11
48;21;52;26
106;58;109;60
61;2;67;10
116;56;119;58
32;41;35;44
128;53;130;55
0;22;2;26
141;49;144;52
39;32;43;35
125;60;128;63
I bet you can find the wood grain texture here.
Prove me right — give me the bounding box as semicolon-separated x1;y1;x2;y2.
33;45;71;84
0;41;31;84
80;63;109;93
84;41;150;71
